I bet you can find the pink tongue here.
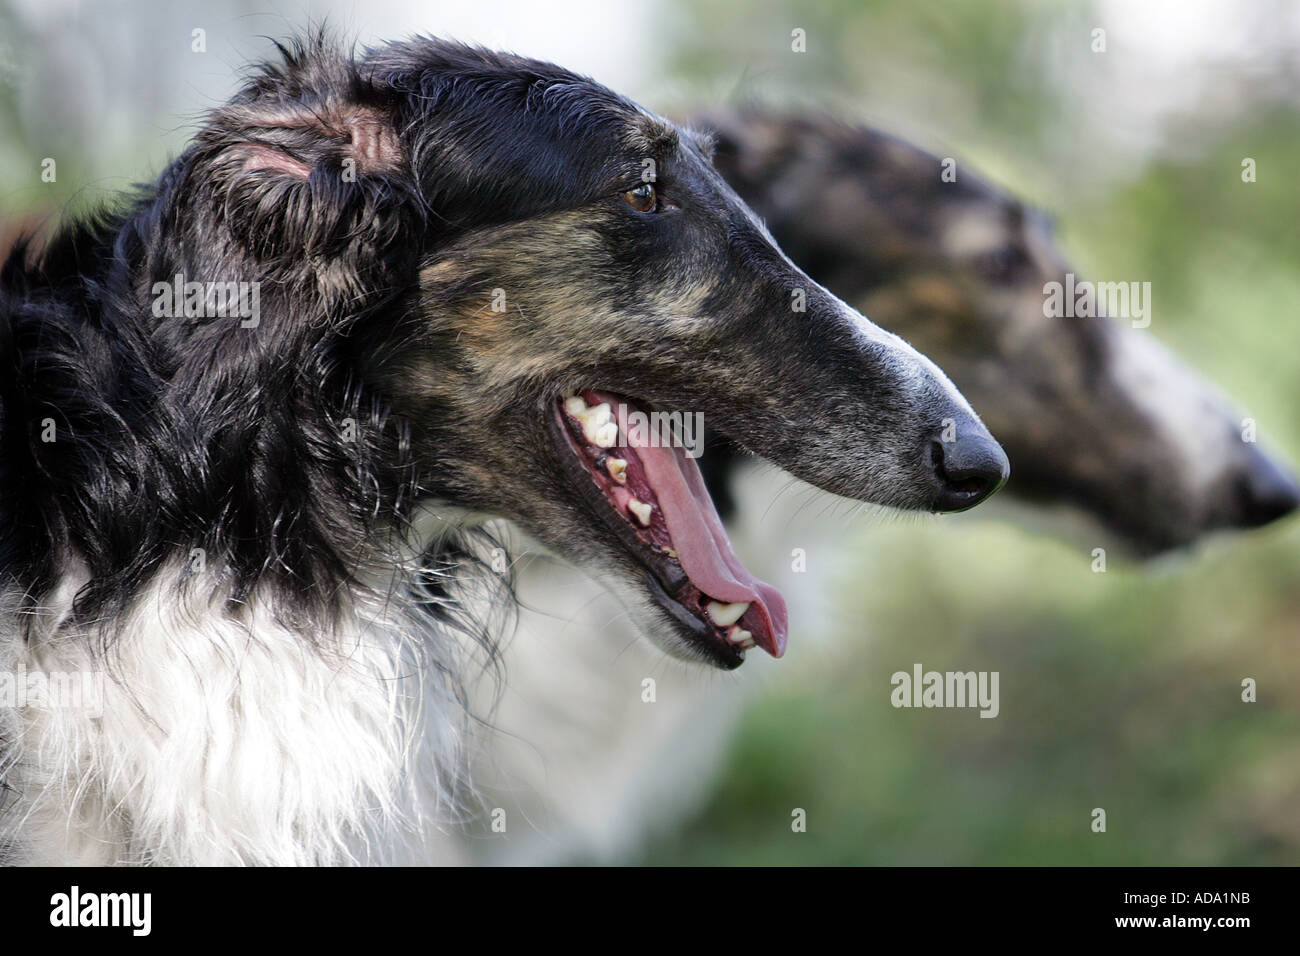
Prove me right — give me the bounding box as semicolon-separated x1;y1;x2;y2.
612;401;789;658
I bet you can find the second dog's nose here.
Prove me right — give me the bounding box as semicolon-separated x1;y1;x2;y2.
1231;446;1300;529
929;428;1010;513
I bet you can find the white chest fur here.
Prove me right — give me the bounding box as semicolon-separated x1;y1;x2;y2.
1;554;470;866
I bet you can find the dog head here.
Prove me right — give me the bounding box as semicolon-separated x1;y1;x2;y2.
704;110;1299;555
166;37;1006;667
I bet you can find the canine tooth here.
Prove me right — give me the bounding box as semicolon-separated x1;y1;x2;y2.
564;395;588;416
727;626;753;646
591;421;619;448
628;499;653;526
606;457;628;483
707;601;750;627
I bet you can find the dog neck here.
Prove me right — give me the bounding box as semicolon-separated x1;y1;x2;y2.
1;504;508;865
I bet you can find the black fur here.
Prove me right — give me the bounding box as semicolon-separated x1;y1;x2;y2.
0;35;486;643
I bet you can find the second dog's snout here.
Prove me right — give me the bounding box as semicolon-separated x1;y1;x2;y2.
929;425;1010;513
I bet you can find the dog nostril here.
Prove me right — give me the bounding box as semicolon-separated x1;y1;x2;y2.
930;435;1010;514
1231;455;1300;529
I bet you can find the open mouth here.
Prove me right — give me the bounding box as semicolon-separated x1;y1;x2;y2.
548;389;788;669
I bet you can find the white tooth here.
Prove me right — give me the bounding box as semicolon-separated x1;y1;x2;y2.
591;421;619;448
707;601;750;627
727;626;753;646
606;457;628;483
628;499;653;526
568;399;618;447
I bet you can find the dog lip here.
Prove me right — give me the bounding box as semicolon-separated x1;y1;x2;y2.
643;572;744;670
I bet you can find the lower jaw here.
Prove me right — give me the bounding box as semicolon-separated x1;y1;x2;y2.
643;573;746;669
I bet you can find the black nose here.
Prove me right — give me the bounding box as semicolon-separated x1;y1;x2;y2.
1231;447;1300;528
929;428;1010;513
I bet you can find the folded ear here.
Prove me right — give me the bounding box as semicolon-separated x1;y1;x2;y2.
187;38;423;311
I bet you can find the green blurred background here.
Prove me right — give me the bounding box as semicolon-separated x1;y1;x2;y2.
643;0;1300;865
1;0;1296;864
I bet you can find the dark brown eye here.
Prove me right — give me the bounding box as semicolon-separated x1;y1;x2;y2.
623;182;657;213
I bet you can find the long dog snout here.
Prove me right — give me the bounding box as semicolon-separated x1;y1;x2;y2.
737;286;1012;515
823;296;1011;513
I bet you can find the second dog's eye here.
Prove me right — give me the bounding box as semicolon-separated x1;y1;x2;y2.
623;182;657;213
976;245;1030;284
